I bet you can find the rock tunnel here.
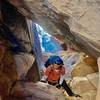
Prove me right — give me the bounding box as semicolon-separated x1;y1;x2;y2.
0;0;100;100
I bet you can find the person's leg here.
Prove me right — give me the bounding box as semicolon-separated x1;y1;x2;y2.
61;80;74;96
61;80;82;97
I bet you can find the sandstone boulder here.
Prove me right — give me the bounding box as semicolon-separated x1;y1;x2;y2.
87;73;99;89
25;0;100;59
10;81;65;100
0;40;36;98
81;90;97;100
71;56;98;77
14;53;35;80
66;96;82;100
0;40;17;97
70;77;96;94
65;90;96;100
96;57;100;100
69;72;98;100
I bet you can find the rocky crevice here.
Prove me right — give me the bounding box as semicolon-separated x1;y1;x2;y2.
0;0;100;100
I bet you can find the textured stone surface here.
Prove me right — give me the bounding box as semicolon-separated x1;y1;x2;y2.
5;0;100;58
70;77;96;94
10;82;65;100
0;40;38;99
63;90;96;100
84;57;98;71
81;90;97;100
71;56;98;77
69;72;99;100
27;0;100;58
96;57;100;100
66;96;82;100
1;1;100;100
0;40;17;97
14;53;35;80
87;73;99;89
49;0;100;39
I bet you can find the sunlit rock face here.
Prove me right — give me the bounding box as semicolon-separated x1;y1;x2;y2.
6;0;100;57
96;58;100;100
24;0;100;58
69;72;98;100
72;56;98;77
49;0;100;39
45;0;100;58
70;73;98;94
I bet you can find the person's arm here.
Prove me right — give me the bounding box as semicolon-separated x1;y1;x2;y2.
41;75;48;83
41;66;51;82
59;66;65;85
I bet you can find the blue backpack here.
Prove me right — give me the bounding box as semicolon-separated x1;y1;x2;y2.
44;55;64;68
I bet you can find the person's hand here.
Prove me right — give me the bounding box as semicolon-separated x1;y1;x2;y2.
55;84;61;88
40;75;47;83
59;75;64;85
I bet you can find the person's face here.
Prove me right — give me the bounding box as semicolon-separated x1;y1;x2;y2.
53;63;60;69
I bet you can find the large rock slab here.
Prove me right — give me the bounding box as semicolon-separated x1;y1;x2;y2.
66;90;96;100
66;96;82;100
0;40;17;97
64;90;97;100
96;57;100;100
81;90;96;100
14;53;35;80
69;72;98;100
70;77;96;94
49;0;100;38
45;0;100;57
71;56;98;77
24;0;100;58
87;73;99;89
10;81;65;100
4;0;100;59
0;40;35;98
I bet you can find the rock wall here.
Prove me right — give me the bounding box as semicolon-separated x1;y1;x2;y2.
0;0;100;100
72;56;98;77
24;0;100;58
4;0;100;58
68;72;98;100
96;57;100;100
0;1;65;99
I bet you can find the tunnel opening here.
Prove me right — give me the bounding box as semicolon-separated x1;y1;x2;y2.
32;23;99;81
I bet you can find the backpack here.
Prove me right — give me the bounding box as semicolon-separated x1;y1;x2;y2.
44;55;64;68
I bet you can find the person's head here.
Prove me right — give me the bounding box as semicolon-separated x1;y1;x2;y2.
53;57;64;69
44;55;64;69
53;63;61;69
